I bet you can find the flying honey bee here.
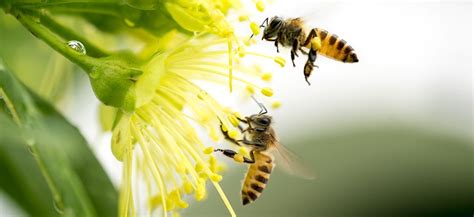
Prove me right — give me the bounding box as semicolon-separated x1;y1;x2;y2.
252;16;359;85
215;97;314;205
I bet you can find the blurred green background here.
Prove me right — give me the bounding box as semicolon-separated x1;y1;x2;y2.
188;123;473;217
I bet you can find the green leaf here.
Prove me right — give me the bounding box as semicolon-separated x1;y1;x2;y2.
0;65;118;216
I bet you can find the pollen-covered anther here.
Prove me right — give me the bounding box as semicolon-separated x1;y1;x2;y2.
195;180;207;201
274;57;286;67
239;15;249;22
182;181;194;194
228;115;240;127
209;156;218;172
203;146;215;155
256;0;265;12
233;112;243;120
261;87;274;97
272;100;282;109
195;162;205;173
250;22;260;36
210;173;223;182
261;72;273;81
246;85;256;94
228;129;240;139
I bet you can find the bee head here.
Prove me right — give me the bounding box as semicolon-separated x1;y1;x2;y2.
249;114;272;128
263;16;284;40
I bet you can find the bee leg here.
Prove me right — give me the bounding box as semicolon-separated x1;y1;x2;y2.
291;39;300;67
214;149;256;164
237;116;248;124
302;29;318;47
274;40;279;53
291;51;296;67
303;48;318;86
220;122;242;146
238;135;265;147
292;39;299;57
299;48;308;55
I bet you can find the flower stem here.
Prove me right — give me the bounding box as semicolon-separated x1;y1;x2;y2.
12;9;100;73
28;10;109;58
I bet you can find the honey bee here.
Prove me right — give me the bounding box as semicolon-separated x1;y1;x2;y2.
254;16;359;85
215;97;314;205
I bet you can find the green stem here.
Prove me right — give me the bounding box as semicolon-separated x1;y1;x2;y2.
31;10;109;58
13;9;101;73
12;2;124;17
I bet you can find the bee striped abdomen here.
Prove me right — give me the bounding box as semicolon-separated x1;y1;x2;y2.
241;152;274;205
313;28;358;63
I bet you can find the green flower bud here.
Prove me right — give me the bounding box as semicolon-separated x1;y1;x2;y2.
88;54;142;112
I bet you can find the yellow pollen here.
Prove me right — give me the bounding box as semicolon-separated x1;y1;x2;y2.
228;115;240;127
210;173;223;182
199;172;209;180
261;72;273;81
274;57;286;67
239;15;249;22
311;37;322;50
177;200;189;208
272;100;282;109
256;0;265;12
228;130;239;139
233;154;245;163
209;156;218;172
195;186;206;201
203;146;214;155
165;198;176;210
246;85;255;94
261;87;274;97
183;181;194;194
239;147;249;156
233;112;243;120
195;162;205;173
250;22;260;36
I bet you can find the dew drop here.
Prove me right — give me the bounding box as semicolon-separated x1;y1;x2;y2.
67;40;86;55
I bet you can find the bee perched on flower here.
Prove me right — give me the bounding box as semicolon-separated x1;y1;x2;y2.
1;0;285;216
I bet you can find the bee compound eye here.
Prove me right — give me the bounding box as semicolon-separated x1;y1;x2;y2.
258;118;270;125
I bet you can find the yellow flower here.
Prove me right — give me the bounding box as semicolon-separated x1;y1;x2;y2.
111;34;282;217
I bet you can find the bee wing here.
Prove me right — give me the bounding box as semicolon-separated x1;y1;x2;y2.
269;139;316;180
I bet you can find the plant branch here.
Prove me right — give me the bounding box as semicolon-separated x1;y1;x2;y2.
31;10;109;58
13;9;101;73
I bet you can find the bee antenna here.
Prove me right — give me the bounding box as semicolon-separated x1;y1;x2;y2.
260;17;269;28
249;17;269;40
250;96;267;115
